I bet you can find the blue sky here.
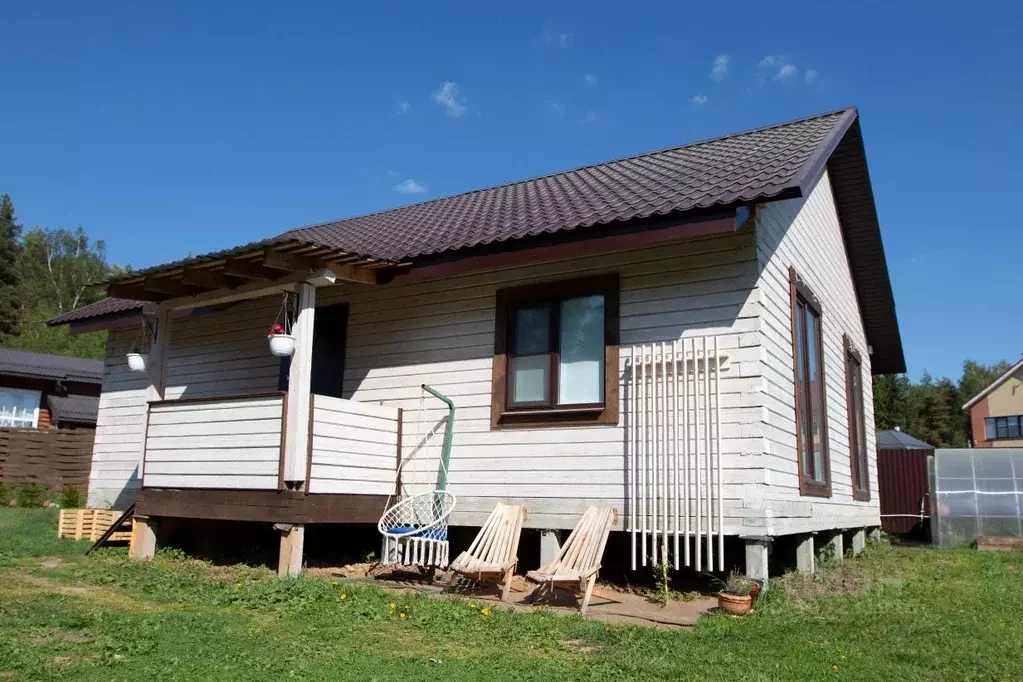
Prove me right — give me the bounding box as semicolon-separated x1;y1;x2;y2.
1;1;1020;380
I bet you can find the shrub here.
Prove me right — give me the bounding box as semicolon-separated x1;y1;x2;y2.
59;486;86;509
15;483;48;508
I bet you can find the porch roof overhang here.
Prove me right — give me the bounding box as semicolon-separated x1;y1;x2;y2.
99;239;400;305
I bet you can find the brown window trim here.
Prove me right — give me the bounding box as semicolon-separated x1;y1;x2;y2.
789;266;831;497
491;273;619;428
845;335;870;502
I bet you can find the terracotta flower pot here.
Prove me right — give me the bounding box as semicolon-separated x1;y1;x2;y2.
717;591;753;616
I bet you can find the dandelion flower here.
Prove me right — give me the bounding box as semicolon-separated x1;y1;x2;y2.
469;602;476;609
399;612;408;619
832;665;838;671
389;602;396;611
339;593;347;601
480;607;492;617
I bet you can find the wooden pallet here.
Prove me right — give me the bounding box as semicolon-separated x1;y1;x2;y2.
58;509;132;543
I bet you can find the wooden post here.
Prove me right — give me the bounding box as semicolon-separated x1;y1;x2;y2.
138;305;172;487
130;515;157;561
276;523;305;577
283;283;316;485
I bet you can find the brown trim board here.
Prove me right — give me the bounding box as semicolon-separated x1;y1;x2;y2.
136;488;390;524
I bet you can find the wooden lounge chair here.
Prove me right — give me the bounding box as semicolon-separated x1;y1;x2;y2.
445;503;526;602
525;506;615;614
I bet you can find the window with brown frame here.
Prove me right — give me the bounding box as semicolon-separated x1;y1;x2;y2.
491;274;619;428
845;336;870;501
789;267;831;496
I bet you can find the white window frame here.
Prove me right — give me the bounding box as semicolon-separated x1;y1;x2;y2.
0;388;42;429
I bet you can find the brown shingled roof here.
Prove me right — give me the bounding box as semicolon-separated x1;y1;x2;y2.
48;107;905;372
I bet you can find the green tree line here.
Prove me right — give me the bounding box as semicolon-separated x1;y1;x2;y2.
0;193;130;359
873;360;1013;447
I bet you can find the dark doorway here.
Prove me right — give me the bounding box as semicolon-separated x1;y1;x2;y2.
278;303;349;398
311;304;349;398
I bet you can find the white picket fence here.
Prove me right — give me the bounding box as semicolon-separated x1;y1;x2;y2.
627;336;731;572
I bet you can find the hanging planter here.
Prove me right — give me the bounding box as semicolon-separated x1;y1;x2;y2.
126;317;155;373
126;352;149;372
268;293;297;357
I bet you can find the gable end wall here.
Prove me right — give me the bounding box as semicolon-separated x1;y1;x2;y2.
755;169;880;535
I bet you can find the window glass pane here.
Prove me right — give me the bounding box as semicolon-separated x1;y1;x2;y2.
558;295;604;405
0;390;38;428
852;358;867;490
1008;416;1021;439
510;355;549;404
806;309;825;482
985;418;997;440
795;303;811;478
513;307;550;354
996;417;1008;439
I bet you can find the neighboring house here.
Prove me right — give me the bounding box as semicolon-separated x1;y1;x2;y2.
49;107;904;578
962;358;1023;447
876;428;933;535
0;348;102;429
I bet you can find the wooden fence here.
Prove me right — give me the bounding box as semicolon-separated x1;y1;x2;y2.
0;427;95;492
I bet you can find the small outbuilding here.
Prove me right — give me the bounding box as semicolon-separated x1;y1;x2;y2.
876;429;934;535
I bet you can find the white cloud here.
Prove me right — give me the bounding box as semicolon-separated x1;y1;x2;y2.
758;55;778;68
580;110;596;125
386;169;399;178
773;63;797;82
396;99;410;114
804;68;819;84
394;179;427;194
536;20;571;49
584;73;597;85
547;101;566;118
431;81;467;117
710;54;729;81
690;94;708;105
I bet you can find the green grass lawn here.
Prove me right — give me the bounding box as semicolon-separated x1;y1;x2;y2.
1;508;1021;681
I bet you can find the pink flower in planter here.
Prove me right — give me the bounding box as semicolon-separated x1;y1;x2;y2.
268;323;286;338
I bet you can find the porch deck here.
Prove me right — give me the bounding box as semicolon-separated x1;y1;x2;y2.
137;391;399;523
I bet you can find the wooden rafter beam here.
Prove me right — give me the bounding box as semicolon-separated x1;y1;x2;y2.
264;247;378;285
262;248;318;272
323;261;377;285
107;281;173;302
223;258;284;281
142;278;193;297
181;268;243;290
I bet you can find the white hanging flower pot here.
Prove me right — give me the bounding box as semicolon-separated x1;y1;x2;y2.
126;352;148;372
269;334;296;357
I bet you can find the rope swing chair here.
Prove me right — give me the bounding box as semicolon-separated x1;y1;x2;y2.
378;384;457;568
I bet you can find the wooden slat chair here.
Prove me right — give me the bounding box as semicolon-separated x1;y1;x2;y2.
445;503;526;602
525;506;615;614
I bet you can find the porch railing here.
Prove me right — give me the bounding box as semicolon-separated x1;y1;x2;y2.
141;392;402;494
142;392;287;490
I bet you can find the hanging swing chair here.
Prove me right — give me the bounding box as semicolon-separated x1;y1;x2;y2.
378;384;457;568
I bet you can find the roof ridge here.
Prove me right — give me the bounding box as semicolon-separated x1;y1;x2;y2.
281;106;857;238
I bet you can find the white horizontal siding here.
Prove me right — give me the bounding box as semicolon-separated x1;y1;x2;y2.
163;295;281;400
308;394;400;495
142;394;284;490
87;329;148;509
318;232;764;530
754;170;879;534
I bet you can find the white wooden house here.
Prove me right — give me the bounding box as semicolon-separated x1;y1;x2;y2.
50;107;904;578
